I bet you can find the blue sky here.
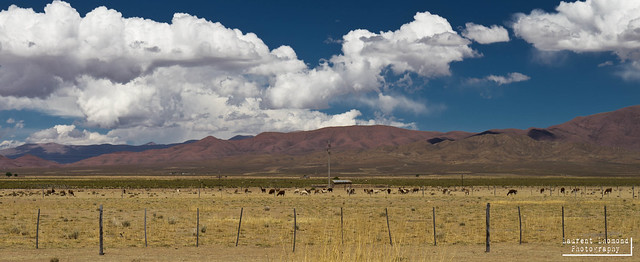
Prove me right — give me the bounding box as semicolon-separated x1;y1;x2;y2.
0;0;639;147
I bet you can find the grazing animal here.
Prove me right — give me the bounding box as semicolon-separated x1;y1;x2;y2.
60;190;66;196
412;188;420;193
604;188;613;195
260;187;266;193
560;187;565;194
462;188;470;195
507;189;517;196
294;189;300;194
68;190;75;196
540;188;545;194
327;188;333;192
347;188;355;195
387;188;392;194
276;190;285;196
300;190;309;196
245;188;251;194
268;189;276;194
442;189;449;195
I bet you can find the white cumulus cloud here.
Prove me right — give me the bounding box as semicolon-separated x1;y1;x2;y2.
513;0;640;80
462;23;510;44
0;140;24;150
469;72;531;86
26;125;123;145
0;2;479;144
266;11;477;109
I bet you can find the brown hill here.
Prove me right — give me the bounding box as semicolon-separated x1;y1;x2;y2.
71;125;471;167
0;155;19;169
12;105;640;176
548;105;640;151
0;154;59;169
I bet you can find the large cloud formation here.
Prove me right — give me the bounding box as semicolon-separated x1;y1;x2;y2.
0;1;478;145
513;0;640;79
462;23;510;44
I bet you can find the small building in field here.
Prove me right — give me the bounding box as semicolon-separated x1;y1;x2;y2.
332;180;352;185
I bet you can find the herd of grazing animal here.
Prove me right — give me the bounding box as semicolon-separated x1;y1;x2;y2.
0;185;628;199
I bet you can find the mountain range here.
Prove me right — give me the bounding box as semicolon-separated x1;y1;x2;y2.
1;105;639;176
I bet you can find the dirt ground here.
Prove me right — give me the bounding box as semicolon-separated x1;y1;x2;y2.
0;243;634;262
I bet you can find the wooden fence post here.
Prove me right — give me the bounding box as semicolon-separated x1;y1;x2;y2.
385;208;392;246
485;203;490;252
518;206;522;245
196;208;200;247
144;208;148;247
236;207;243;246
36;209;40;249
604;205;608;241
432;207;437;246
562;206;565;244
99;205;104;255
293;208;297;252
340;207;344;245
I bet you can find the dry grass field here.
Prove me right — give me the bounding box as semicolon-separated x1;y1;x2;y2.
0;183;638;261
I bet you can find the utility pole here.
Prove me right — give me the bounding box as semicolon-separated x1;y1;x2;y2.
327;140;331;188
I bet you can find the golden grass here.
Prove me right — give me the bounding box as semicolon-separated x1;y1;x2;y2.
0;186;638;261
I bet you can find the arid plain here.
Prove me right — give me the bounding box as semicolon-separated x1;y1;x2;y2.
1;177;639;261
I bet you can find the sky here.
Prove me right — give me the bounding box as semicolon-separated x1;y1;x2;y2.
0;0;639;148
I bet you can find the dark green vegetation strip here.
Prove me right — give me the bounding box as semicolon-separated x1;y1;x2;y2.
1;176;640;189
352;177;640;187
0;178;328;189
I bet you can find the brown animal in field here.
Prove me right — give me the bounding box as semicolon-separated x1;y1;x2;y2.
327;188;333;192
268;189;276;194
507;189;517;196
276;190;285;196
245;188;251;194
442;188;449;195
59;190;66;196
540;188;545;194
462;188;470;195
387;188;392;194
260;187;266;193
560;187;565;194
604;188;612;195
412;188;420;193
347;188;355;195
68;190;75;196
